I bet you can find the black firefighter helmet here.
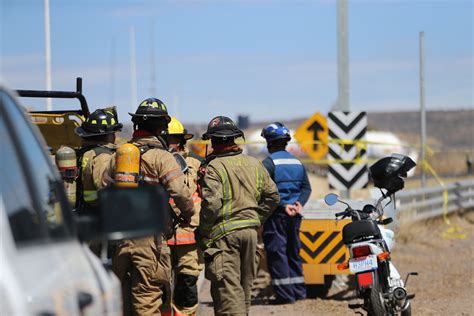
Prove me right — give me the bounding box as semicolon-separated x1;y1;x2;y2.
129;98;171;125
75;108;123;138
202;116;244;140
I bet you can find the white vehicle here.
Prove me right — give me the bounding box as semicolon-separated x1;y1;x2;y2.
366;131;418;177
0;84;165;315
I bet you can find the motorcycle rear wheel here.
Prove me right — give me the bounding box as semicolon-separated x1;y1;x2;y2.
367;273;388;316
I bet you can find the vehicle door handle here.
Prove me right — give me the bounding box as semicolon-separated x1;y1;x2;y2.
77;291;94;310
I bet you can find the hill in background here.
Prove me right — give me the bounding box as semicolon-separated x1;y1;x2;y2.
367;110;473;149
116;109;473;175
240;109;474;149
120;109;473;150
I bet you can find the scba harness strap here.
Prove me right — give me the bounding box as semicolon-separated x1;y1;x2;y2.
137;143;158;184
75;145;115;211
134;143;189;237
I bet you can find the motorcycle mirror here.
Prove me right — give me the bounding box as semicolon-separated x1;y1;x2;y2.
324;193;339;206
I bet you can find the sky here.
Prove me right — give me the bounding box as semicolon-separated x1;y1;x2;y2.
0;0;472;124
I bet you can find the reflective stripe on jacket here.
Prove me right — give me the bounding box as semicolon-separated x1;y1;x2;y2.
167;231;196;245
269;150;305;206
198;152;280;247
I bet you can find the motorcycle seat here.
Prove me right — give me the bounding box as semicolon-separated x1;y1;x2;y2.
342;220;382;244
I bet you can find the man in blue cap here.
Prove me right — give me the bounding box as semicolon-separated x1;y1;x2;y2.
261;122;312;304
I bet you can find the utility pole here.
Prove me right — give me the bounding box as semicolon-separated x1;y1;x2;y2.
173;93;180;119
130;27;138;112
44;0;52;110
337;0;350;199
109;37;116;105
337;0;349;113
419;31;427;188
150;21;157;96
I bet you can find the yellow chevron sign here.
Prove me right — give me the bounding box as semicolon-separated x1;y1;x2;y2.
300;219;350;284
294;112;329;161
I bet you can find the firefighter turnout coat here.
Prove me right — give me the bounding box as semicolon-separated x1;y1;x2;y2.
112;135;194;316
198;150;279;315
77;141;116;213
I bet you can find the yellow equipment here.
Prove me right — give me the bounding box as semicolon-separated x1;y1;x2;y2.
297;206;361;296
114;144;140;187
299;217;351;285
55;146;78;205
30;112;85;154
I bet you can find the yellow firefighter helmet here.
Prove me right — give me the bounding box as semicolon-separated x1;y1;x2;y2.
168;117;194;140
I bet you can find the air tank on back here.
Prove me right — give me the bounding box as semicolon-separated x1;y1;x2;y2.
55;146;78;205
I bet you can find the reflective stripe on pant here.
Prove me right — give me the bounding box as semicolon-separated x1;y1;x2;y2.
263;212;306;302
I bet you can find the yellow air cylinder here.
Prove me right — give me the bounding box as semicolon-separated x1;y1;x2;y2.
115;143;140;187
55;146;78;205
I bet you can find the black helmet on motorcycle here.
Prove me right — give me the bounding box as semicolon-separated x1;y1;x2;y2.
202;116;244;140
75;108;123;138
369;154;416;194
129;98;171;125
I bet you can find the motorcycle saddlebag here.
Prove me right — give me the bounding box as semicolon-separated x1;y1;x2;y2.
342;220;382;244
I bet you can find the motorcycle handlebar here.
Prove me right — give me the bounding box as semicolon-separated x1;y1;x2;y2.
335;211;346;218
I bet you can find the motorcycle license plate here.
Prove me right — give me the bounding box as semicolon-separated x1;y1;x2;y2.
349;255;378;273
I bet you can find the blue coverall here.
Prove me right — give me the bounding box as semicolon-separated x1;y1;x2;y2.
262;150;312;303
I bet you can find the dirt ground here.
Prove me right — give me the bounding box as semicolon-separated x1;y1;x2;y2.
197;211;474;315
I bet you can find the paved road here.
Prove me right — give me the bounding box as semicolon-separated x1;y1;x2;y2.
197;211;473;315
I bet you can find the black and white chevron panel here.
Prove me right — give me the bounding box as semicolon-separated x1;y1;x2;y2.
328;112;368;190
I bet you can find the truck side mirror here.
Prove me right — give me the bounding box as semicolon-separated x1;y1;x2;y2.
76;185;169;242
98;185;169;241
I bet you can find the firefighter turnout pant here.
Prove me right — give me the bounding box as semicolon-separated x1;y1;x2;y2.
204;228;258;316
170;243;202;315
263;211;306;303
112;236;171;316
161;227;203;316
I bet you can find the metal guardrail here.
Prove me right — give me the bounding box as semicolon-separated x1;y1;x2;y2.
396;179;474;222
302;179;474;223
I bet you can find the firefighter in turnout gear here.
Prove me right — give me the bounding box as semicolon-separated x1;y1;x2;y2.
112;98;195;316
261;122;312;304
161;117;203;316
75;108;122;215
198;116;280;315
55;145;79;205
